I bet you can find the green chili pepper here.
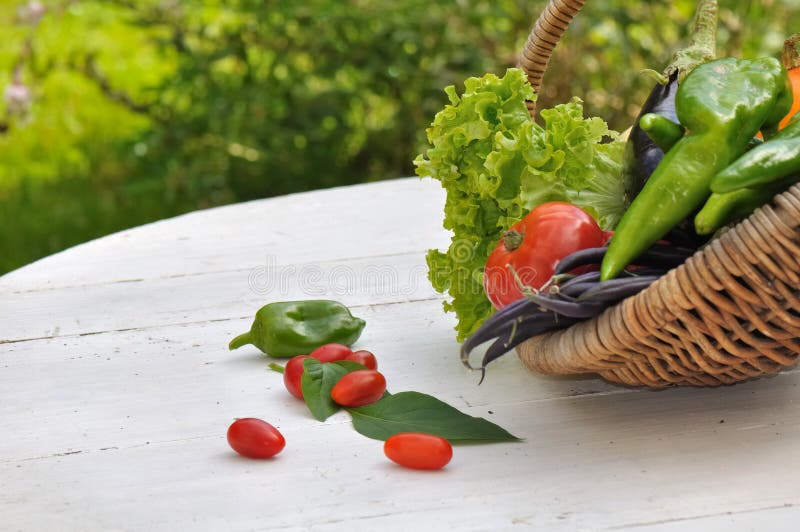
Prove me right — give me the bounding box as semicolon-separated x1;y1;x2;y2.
710;118;800;194
695;175;798;235
600;57;793;280
638;115;765;238
638;115;761;156
695;120;800;234
639;113;685;152
229;300;366;357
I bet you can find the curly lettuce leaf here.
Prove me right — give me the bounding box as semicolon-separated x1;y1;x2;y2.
415;68;625;341
528;99;628;229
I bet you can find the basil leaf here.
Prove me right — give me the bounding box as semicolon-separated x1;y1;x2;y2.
300;358;364;421
347;391;520;442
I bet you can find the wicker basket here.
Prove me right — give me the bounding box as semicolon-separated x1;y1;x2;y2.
514;0;800;387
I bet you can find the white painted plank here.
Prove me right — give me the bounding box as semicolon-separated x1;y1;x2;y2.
0;178;449;292
5;402;799;532
3;297;800;530
0;250;442;342
0;298;626;462
607;505;800;532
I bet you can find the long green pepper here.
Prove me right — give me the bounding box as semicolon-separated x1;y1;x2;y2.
710;118;800;194
600;57;793;280
694;119;800;234
695;175;799;235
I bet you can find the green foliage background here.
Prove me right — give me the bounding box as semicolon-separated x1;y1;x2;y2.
1;0;797;274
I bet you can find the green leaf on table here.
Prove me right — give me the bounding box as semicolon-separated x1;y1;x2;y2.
300;358;364;421
347;391;520;442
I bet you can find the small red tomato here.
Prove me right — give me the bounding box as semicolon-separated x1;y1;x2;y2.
283;355;310;399
330;370;386;407
344;349;378;370
484;202;606;309
309;343;352;363
384;433;453;470
227;418;285;459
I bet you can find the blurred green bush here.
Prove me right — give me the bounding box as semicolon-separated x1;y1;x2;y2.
1;0;797;274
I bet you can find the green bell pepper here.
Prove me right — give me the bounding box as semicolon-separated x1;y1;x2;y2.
229;300;366;357
601;57;793;280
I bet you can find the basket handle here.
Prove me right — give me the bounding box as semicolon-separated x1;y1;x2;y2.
518;0;587;118
520;0;719;119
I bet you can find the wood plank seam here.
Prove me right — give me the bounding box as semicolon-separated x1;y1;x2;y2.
603;502;798;530
0;249;438;295
0;295;448;345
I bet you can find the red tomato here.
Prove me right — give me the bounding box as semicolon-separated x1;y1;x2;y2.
227;418;285;459
309;343;352;363
283;355;310;399
344;349;378;370
483;202;606;309
384;433;453;470
330;370;386;407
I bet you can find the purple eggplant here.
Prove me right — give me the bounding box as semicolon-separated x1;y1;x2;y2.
622;0;718;197
622;71;679;199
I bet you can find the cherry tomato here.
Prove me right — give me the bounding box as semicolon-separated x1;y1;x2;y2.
309;343;352;363
484;202;606;309
227;418;285;459
344;349;378;370
384;432;453;470
283;355;310;399
330;369;386;407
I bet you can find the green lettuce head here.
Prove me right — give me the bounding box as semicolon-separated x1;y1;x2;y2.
415;68;626;341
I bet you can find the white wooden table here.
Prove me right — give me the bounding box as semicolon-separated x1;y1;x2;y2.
2;178;800;531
